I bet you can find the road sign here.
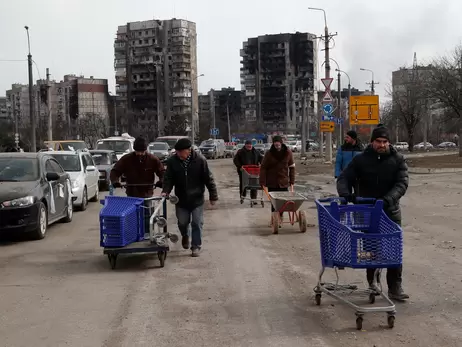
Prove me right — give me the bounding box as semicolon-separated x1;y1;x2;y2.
322;115;334;121
349;95;380;125
210;128;219;136
320;121;335;133
323;103;333;114
322;90;333;103
336;118;344;125
321;78;334;90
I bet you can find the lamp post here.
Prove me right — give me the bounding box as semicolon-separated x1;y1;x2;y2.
25;26;36;152
109;92;118;135
336;68;351;133
360;67;376;95
190;74;204;143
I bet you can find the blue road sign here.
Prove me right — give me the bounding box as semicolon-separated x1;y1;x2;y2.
210;128;219;136
336;118;344;125
322;115;335;121
323;103;333;114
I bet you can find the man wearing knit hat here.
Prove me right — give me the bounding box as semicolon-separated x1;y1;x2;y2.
233;139;263;204
259;135;295;233
335;130;363;178
162;138;218;257
336;125;410;301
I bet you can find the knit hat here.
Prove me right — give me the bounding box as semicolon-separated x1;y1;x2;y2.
371;126;390;142
245;140;252;145
174;138;192;151
346;130;358;140
272;135;283;143
133;137;147;151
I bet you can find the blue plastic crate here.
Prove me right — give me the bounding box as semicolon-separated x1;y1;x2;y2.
100;196;145;247
315;199;403;269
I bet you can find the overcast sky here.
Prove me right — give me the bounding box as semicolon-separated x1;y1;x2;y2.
0;0;460;100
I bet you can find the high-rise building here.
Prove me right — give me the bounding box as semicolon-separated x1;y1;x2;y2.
114;18;198;137
240;32;317;133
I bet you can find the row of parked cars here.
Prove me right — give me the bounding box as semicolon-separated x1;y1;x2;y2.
394;141;458;151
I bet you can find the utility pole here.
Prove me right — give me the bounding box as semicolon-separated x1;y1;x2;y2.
46;68;52;141
190;87;195;142
25;26;36;152
226;97;231;142
210;90;216;139
337;71;342;146
301;90;307;157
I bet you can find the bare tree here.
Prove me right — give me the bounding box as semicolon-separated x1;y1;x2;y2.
78;114;108;148
163;114;187;136
426;45;462;156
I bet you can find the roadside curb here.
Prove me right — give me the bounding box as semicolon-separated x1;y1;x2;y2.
409;167;462;174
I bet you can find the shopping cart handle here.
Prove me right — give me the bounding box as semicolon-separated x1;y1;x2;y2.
318;197;346;203
355;197;376;203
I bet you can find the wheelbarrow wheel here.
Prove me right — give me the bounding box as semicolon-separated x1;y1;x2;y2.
271;212;280;234
299;210;307;233
158;251;167;268
108;254;118;270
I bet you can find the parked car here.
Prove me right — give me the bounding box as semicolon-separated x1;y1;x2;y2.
0;152;75;239
48;150;99;211
254;143;265;155
199;139;225;159
287;140;302;152
148;142;170;163
95;133;135;160
224;144;237;158
395;142;409;151
437;141;457;149
89;150;118;191
44;140;87;151
414;142;434;150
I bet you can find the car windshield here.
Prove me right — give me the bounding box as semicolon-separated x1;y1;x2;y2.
226;145;234;150
96;140;130;153
0;158;39;182
149;143;169;151
60;142;86;151
51;154;81;172
156;138;186;149
91;153;111;165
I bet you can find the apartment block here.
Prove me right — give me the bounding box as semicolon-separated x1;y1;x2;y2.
114;18;198;136
240;32;317;133
198;87;244;140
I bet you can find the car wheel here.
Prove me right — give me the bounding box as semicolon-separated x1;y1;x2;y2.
79;187;88;211
32;202;48;240
89;185;99;202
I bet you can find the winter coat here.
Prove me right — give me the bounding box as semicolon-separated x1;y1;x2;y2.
335;142;363;177
336;145;409;224
162;151;218;210
233;147;263;172
259;144;295;189
110;152;164;198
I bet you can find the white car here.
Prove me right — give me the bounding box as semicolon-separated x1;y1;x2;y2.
287;140;302;152
96;133;135;160
49;150;99;211
394;142;409;151
437;141;457;149
414;142;434;150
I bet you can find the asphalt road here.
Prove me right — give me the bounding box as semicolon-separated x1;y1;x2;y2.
0;159;461;347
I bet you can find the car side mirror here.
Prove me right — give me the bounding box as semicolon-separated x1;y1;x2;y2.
86;165;96;172
46;172;60;181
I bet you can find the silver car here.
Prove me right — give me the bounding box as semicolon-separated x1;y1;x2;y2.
148;142;170;163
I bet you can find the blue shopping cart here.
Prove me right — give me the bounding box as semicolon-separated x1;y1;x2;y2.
314;197;403;330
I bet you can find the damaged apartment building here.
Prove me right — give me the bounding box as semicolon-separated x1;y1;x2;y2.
114;18;198;137
240;32;317;133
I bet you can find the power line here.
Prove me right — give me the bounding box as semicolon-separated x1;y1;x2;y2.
0;59;27;62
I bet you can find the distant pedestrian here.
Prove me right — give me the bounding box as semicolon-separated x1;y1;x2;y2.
233;140;263;203
162;138;218;257
335;130;363;178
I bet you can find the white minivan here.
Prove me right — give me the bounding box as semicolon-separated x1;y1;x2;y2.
96;133;135;160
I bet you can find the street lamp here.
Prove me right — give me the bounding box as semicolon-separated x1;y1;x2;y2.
360;67;376;94
190;73;204;143
25;26;36;152
109;91;118;135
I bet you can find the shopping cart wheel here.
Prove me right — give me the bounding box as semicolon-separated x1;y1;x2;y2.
158;251;167;268
108;254;118;270
315;294;322;306
261;201;264;208
355;316;363;330
240;198;244;204
271;212;279;234
387;315;395;328
368;293;376;304
299;210;307;233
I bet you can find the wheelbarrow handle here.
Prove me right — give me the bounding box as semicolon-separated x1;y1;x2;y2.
262;186;271;200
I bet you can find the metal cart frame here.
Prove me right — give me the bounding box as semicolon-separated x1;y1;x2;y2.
101;185;179;269
314;197;402;330
240;165;264;208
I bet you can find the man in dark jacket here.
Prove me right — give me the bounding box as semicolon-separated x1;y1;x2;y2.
233;140;263;202
336;125;409;301
259;136;295;232
162;138;218;257
335;130;362;178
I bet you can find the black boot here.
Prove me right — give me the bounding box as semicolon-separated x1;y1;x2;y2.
387;266;409;300
366;268;380;293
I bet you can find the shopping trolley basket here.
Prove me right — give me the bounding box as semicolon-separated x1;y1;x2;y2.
240;165;264;207
313;197;403;330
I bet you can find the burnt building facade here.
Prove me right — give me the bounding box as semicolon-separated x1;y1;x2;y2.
114;18;198;137
240;32;317;133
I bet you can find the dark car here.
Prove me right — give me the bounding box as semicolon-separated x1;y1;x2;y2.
148;142;170;163
0;152;75;240
89;150;118;190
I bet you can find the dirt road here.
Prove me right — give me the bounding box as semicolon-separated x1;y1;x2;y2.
0;159;461;346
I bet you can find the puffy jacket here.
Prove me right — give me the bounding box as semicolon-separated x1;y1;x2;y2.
162;151;218;210
335;142;363;177
336;145;408;223
259;144;295;189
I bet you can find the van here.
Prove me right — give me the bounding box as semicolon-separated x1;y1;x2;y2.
155;135;190;150
199;139;225;159
95;133;135;160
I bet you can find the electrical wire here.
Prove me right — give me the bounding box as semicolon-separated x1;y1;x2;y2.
0;59;27;62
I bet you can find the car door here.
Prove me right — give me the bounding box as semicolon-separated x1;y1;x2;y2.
44;159;63;221
83;153;99;196
48;158;70;217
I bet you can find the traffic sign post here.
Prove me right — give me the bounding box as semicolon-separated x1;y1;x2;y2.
323;103;333;114
320;121;335;133
210;128;219;136
349;95;380;126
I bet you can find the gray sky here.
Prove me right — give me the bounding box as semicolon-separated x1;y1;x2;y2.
0;0;460;100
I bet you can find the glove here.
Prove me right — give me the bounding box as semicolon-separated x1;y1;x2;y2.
155;181;163;189
112;182;122;188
